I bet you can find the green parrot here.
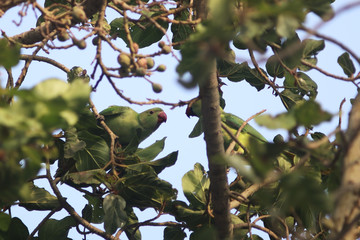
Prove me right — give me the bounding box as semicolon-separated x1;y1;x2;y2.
186;99;266;154
55;106;167;177
100;106;167;146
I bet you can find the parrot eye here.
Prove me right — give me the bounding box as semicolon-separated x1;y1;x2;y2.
149;110;154;114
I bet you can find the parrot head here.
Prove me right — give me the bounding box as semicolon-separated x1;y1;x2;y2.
139;107;167;130
186;99;202;118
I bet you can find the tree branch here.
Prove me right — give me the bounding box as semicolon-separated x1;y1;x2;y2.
0;0;27;16
9;0;103;45
20;54;70;72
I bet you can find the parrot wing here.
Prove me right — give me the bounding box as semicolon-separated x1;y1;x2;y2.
222;112;267;142
100;105;133;117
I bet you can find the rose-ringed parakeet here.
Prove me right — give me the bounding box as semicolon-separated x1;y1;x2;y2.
186;99;266;154
55;106;167;177
100;106;167;146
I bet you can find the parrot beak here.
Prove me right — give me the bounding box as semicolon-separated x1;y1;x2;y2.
185;106;195;118
158;111;167;123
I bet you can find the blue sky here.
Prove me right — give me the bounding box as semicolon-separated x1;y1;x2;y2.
1;0;359;239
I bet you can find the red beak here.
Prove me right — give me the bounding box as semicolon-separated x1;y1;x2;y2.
158;111;167;123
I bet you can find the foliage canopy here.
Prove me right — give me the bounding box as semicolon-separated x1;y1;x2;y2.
1;0;360;239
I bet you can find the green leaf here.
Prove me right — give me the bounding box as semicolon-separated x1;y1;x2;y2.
124;208;141;240
171;9;193;50
293;100;332;127
103;194;127;234
165;201;208;228
182;163;209;209
136;137;166;161
280;89;305;110
243;68;267;91
302;39;325;58
275;171;329;231
144;151;178;174
281;34;303;69
74;130;110;171
256;113;297;130
19;183;60;211
276;14;299;38
38;216;76;240
62;169;106;187
84;194;104;224
217;60;266;90
32;78;70;100
116;165;176;209
257;100;331;129
266;55;284;78
3;217;29;240
129;11;169;48
0;38;20;69
110;17;131;39
190;225;216;240
305;0;334;21
299;39;325;71
222;155;259;182
299;57;317;72
0;213;11;232
189;119;203;138
337;52;356;77
63;127;86;158
217;60;248;82
81;204;93;223
230;214;248;238
164;226;187;240
177;39;213;88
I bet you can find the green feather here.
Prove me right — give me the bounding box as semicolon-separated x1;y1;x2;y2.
100;106;167;145
187;100;266;153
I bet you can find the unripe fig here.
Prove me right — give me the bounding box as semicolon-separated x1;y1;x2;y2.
119;67;130;77
92;36;100;46
73;38;86;49
132;42;139;53
117;53;131;68
156;64;166;72
135;67;146;76
146;57;155;69
161;45;171;54
273;134;285;144
58;30;69;42
158;41;166;48
72;6;87;22
152;83;162;93
137;58;148;69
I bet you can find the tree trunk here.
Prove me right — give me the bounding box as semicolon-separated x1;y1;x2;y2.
200;59;232;239
332;92;360;240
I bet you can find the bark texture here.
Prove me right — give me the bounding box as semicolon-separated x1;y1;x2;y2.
332;92;360;240
200;59;232;239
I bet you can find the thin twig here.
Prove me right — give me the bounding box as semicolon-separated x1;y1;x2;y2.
248;49;281;96
88;98;118;176
45;158;117;240
225;109;266;154
299;26;360;66
27;206;62;240
300;59;360;88
233;222;280;240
